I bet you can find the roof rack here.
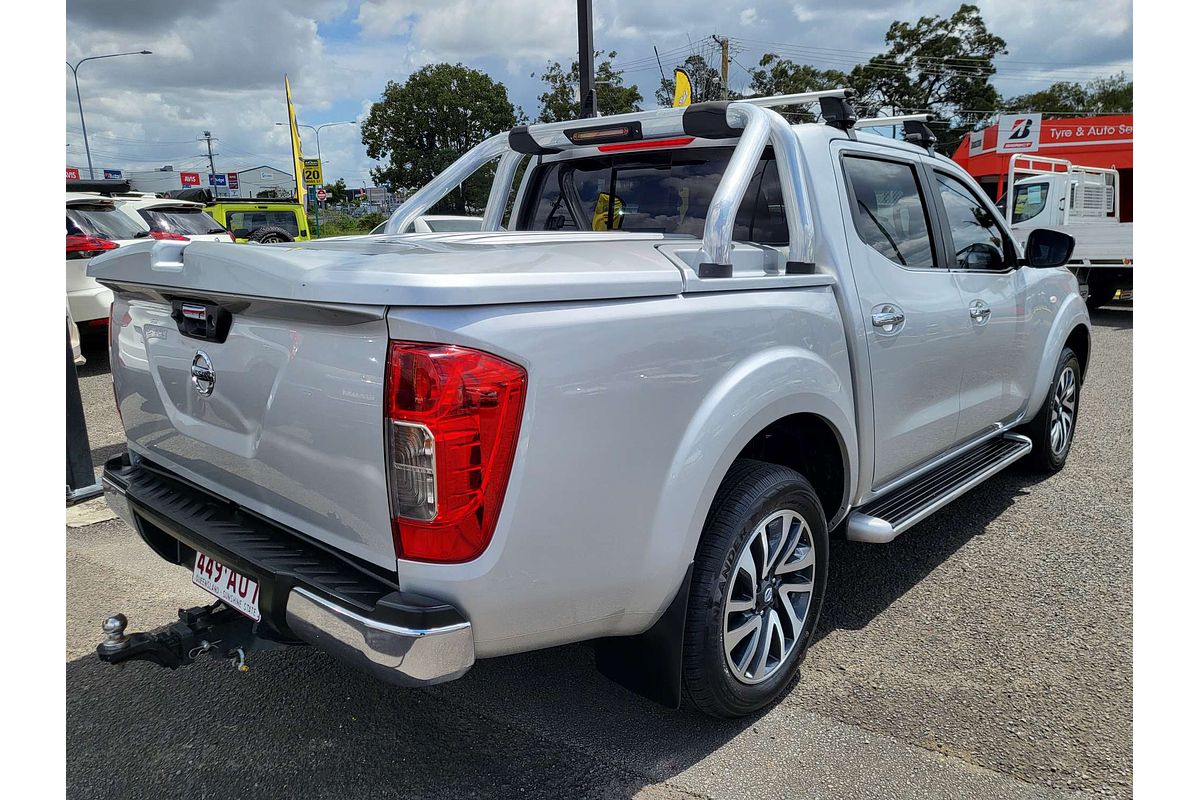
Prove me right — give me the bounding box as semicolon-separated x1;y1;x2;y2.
853;113;932;129
66;178;133;195
386;89;866;273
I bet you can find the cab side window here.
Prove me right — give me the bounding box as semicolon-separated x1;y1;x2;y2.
935;173;1013;271
843;156;936;269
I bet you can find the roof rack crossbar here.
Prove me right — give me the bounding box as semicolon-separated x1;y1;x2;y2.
739;88;854;109
853;113;932;129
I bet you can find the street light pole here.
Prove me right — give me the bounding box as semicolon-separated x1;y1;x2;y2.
276;120;354;170
66;50;152;179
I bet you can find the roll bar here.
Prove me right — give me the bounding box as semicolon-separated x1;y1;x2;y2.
384;89;854;273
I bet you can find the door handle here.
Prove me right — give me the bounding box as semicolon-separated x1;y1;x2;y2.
871;307;905;331
968;300;991;324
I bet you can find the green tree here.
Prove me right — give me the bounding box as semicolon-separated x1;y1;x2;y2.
322;178;348;204
656;54;729;107
748;54;849;120
362;63;522;213
848;3;1007;151
534;51;643;122
1004;72;1132;117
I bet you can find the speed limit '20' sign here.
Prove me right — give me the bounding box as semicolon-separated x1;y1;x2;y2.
302;158;323;185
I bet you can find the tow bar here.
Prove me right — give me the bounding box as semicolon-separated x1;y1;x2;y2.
96;602;274;673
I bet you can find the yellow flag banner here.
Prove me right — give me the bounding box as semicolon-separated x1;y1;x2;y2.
284;75;307;207
672;69;693;108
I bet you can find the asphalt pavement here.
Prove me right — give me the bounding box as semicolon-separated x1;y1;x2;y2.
66;305;1132;799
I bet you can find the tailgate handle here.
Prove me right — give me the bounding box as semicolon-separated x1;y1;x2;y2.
170;299;233;343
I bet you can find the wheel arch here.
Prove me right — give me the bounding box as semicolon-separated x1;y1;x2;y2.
1065;322;1091;380
630;345;857;623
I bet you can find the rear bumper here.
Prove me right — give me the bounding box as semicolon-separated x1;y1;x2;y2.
67;284;113;323
101;454;474;686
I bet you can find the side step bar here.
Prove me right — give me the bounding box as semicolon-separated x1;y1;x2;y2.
846;433;1032;543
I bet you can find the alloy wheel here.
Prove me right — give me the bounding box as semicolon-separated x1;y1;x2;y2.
1049;365;1077;457
722;509;816;685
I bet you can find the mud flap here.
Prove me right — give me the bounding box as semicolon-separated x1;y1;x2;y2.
594;563;693;710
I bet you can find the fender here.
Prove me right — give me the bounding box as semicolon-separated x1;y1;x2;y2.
624;344;857;622
1019;292;1091;426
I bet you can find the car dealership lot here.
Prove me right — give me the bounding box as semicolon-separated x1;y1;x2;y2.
66;306;1131;800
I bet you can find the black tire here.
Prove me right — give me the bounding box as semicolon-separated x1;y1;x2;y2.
1022;348;1082;473
247;226;294;244
682;459;828;718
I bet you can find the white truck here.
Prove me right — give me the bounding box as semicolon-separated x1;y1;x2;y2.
999;155;1132;310
89;92;1089;718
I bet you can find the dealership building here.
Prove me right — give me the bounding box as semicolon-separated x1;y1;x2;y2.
119;164;297;198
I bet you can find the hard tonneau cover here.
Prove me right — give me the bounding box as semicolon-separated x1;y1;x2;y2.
89;233;687;307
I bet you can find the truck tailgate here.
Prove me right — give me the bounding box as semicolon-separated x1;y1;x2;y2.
109;292;396;569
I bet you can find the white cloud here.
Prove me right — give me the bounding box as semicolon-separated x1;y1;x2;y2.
792;4;817;24
741;9;760;27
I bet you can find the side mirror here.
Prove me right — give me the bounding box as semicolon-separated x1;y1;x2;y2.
1024;228;1075;268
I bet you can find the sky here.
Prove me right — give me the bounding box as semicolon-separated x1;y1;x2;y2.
65;1;1132;187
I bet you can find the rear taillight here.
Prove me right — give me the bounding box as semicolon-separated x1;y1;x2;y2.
66;234;118;259
148;231;188;241
384;341;526;563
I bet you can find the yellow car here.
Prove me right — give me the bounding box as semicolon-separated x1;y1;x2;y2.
206;199;310;243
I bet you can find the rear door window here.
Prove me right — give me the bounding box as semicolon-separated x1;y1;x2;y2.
66;204;146;241
521;147;788;245
138;206;227;236
842;156;937;269
225;210;300;237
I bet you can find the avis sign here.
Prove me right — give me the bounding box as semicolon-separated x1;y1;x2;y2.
997;113;1042;153
180;172;202;187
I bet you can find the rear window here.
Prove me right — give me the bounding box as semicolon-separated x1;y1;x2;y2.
138;206;227;236
225;210;300;237
520;147;788;244
66;204;145;241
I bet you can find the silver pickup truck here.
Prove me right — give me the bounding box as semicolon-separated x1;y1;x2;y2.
90;90;1088;718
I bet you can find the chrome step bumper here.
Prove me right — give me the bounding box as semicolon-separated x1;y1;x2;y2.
846;434;1032;544
101;455;475;687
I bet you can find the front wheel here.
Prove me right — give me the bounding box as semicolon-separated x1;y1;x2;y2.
682;459;828;718
1023;348;1082;473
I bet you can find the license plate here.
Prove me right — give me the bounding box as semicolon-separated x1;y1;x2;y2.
192;552;261;621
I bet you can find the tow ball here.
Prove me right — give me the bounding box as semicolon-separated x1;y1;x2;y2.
96;602;265;673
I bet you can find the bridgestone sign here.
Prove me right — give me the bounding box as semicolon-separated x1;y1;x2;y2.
997;113;1042;153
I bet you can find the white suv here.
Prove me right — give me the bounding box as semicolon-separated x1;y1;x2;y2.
66;193;146;327
113;196;233;243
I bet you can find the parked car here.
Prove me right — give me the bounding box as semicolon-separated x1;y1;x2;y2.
205;199;309;243
113;196;234;243
90;93;1088;718
370;214;484;234
66;192;146;330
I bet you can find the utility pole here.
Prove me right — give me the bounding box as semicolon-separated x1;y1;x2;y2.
713;35;730;100
576;0;597;118
201;130;219;192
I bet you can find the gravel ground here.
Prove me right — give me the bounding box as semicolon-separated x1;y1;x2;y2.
66;305;1131;799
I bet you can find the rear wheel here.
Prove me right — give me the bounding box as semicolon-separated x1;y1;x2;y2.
248;226;294;244
1023;348;1081;473
682;459;828;718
